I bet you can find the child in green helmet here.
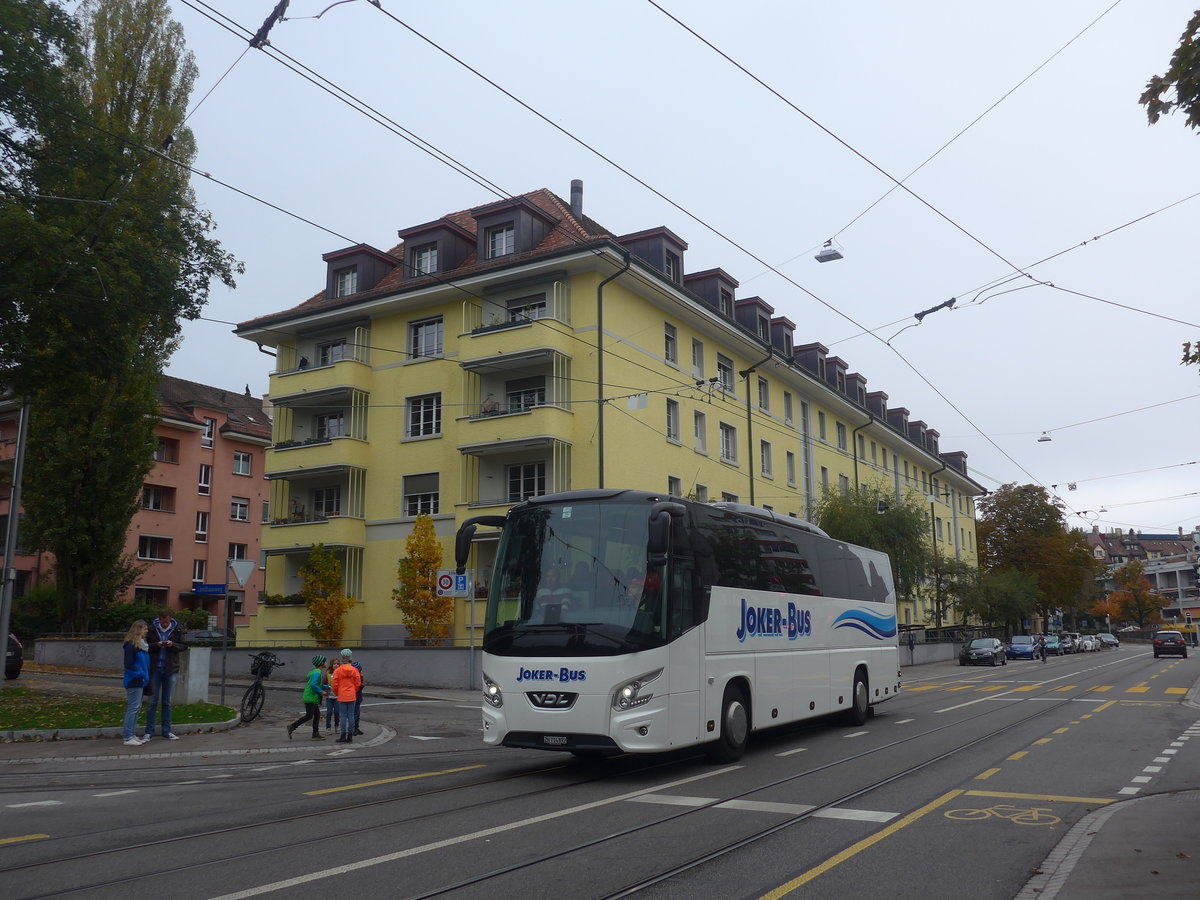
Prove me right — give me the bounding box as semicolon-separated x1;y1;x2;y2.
287;654;331;740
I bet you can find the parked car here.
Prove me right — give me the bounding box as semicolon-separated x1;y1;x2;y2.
1007;635;1038;660
1044;635;1063;656
1096;633;1120;649
5;633;23;680
185;629;235;645
1152;630;1188;658
1076;634;1098;652
1059;632;1080;654
959;637;1007;667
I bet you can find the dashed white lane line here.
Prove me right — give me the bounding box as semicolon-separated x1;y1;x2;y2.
208;774;235;779
894;718;915;724
775;747;807;757
6;801;63;808
844;731;868;738
93;790;138;797
629;793;897;823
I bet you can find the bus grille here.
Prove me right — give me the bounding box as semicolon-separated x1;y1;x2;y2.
526;691;578;710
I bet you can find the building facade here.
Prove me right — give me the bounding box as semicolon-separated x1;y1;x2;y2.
235;182;983;644
0;377;272;629
1085;526;1200;623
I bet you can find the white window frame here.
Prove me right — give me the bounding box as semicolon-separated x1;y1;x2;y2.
334;265;358;298
783;392;793;425
231;496;249;522
664;323;678;364
760;440;772;477
315;411;345;441
786;451;797;487
201;417;215;449
198;464;212;496
666;398;681;443
313;486;341;518
318;339;346;366
667;475;682;497
192;559;206;584
228;542;248;561
836;421;847;451
138;535;172;562
233;451;252;476
757;377;769;410
195;511;208;543
407;394;442;437
410;316;444;359
403;473;440;516
412;242;438;276
487;222;515;258
691;339;704;379
719;422;737;463
507;461;546;502
716;354;734;392
693;410;707;454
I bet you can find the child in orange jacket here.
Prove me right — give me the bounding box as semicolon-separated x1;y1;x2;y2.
330;648;362;743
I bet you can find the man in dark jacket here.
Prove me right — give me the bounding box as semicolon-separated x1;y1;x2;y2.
143;608;187;741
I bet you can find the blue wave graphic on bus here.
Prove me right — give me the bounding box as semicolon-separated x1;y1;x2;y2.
832;609;897;640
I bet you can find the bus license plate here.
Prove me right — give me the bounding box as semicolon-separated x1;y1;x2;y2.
543;735;568;746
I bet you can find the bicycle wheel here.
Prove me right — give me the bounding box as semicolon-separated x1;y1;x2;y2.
240;681;265;723
944;807;993;821
1010;809;1060;826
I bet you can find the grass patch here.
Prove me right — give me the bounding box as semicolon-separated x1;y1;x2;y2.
0;687;235;731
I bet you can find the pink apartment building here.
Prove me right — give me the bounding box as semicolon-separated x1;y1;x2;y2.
1;376;272;631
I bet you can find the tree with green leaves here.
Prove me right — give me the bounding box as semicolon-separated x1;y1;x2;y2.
301;544;355;642
1109;559;1170;629
923;549;978;631
393;515;452;643
812;483;931;604
958;569;1039;631
0;0;239;629
1141;10;1200;132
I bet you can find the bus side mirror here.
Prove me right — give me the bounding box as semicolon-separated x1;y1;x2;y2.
455;515;507;574
648;501;685;567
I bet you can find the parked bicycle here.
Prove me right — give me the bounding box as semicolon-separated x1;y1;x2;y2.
240;651;285;723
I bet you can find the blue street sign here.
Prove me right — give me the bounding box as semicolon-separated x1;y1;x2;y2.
193;583;226;596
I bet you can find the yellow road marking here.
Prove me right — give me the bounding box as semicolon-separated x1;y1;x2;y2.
905;685;938;692
975;768;1000;780
1126;687;1149;694
943;685;973;692
304;764;485;796
1096;701;1116;712
1088;686;1112;693
0;834;48;846
758;790;964;898
965;790;1114;805
1053;686;1076;693
1007;751;1028;761
1053;728;1069;734
1033;738;1052;745
1012;686;1040;692
977;686;1008;693
1166;688;1188;695
1080;714;1092;719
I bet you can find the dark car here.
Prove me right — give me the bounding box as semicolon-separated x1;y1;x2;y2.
1096;633;1120;649
1152;630;1188;658
5;633;23;680
960;637;1007;667
1059;632;1079;654
1007;635;1038;660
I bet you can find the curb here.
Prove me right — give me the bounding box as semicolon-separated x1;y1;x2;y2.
0;713;241;744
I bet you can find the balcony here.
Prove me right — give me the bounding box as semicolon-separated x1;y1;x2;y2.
267;436;369;472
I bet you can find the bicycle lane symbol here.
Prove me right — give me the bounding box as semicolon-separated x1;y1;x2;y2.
944;804;1061;826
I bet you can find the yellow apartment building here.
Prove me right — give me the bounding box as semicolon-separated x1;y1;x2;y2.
234;181;982;644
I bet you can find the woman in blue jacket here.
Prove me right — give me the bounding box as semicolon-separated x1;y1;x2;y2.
122;620;150;746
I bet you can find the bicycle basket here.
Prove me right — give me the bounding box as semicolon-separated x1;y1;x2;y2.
250;654;276;677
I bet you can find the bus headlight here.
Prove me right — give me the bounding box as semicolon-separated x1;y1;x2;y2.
482;673;503;709
613;669;662;711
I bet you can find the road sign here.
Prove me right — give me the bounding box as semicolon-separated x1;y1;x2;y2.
436;569;469;597
193;584;226;596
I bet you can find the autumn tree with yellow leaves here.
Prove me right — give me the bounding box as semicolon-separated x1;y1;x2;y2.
393;515;452;643
301;544;355;642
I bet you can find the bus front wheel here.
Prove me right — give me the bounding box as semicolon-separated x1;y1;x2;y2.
845;670;869;726
709;685;749;763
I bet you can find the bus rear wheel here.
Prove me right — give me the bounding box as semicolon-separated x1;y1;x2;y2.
844;670;869;726
709;685;749;763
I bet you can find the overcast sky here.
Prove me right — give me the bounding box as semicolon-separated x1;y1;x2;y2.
162;0;1199;536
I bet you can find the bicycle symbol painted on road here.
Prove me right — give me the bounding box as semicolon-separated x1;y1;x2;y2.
944;804;1061;826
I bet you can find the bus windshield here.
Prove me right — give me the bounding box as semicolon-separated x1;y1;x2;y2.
482;500;669;657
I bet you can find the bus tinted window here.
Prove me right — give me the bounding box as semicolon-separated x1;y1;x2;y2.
692;509;821;595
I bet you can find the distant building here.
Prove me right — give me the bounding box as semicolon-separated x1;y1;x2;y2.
1085;526;1200;621
0;376;272;630
234;181;984;644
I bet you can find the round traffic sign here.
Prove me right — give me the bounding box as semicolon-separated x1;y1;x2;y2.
437;574;454;591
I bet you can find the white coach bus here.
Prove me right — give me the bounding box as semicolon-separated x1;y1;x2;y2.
455;489;899;761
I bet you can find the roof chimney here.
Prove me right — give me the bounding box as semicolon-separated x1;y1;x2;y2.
570;179;583;219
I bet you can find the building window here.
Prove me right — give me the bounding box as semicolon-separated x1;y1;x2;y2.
262;500;270;523
138;535;172;561
666;399;681;442
198;464;211;495
664;249;681;282
313;486;341;518
821;466;829;490
695;484;708;502
664;323;678;364
836;422;847;451
716;354;734;392
314;412;344;441
403;473;440;516
506;376;545;412
786;451;797;486
760;440;773;477
410;316;444;359
233;451;252;476
195;511;208;543
135;586;168;606
141;485;174;511
228;542;247;561
508;294;547;322
507;462;545;502
407;394;442;437
318;339;346;366
486;222;515;258
691;339;704;378
857;434;866;460
412;243;438;276
838;474;850;495
192;559;206;584
757;377;769;410
719;288;733;316
201;417;215;448
818;411;827;441
783;392;793;425
231;497;249;522
667;476;682;497
871;442;878;465
693;410;707;453
719;423;737;462
757;317;769;341
721;492;738;503
154;437;179;463
334;266;358;297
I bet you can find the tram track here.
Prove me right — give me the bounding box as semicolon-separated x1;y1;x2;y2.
4;652;1152;898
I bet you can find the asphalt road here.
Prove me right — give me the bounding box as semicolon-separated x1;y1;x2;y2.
2;645;1197;899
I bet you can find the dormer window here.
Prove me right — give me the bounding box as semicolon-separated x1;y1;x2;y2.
487;223;515;259
665;250;681;283
334;266;358;298
412;243;438;275
719;288;732;316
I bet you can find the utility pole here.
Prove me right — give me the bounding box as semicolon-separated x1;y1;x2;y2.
0;397;32;653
